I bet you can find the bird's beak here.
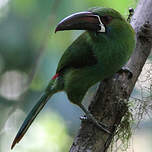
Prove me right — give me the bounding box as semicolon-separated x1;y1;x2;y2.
55;11;105;33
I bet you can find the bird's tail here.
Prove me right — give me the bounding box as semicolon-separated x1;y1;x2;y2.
11;76;62;149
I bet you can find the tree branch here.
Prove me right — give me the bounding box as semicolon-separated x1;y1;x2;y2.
69;0;152;152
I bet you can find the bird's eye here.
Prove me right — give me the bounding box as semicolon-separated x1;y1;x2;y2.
101;15;113;25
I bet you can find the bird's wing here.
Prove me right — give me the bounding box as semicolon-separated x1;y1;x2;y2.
56;33;97;73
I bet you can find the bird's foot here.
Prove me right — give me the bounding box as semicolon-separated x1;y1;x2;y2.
127;8;134;23
138;21;152;43
117;66;133;80
80;115;88;121
80;115;111;134
78;103;111;134
80;115;108;127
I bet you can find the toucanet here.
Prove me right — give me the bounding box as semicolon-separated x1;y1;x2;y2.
11;7;135;149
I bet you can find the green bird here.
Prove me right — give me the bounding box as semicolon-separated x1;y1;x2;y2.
11;7;135;149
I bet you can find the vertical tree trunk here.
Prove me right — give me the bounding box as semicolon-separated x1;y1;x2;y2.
69;0;152;152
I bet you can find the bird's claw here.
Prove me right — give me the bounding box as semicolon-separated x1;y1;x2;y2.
119;66;133;79
80;115;111;134
127;8;134;23
138;21;152;43
117;66;133;80
80;115;88;121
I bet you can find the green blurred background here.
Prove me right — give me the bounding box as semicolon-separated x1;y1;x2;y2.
0;0;152;152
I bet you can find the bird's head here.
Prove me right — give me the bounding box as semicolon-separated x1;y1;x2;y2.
55;7;126;34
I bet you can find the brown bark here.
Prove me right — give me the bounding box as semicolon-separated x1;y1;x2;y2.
69;0;152;152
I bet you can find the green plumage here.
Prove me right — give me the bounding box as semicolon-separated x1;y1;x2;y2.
11;7;135;149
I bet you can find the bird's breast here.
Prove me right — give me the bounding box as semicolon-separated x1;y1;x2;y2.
93;38;132;77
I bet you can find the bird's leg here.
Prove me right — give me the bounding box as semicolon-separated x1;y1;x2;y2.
80;115;108;128
117;66;133;79
78;103;111;134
